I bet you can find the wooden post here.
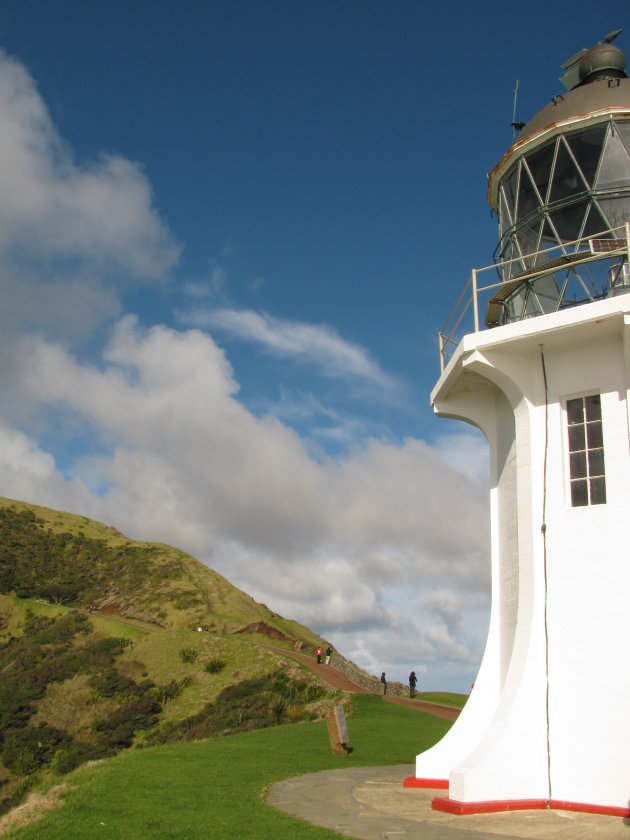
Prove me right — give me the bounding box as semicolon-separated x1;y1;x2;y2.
326;705;350;755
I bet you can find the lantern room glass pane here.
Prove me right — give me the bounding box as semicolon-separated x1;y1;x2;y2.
504;167;519;217
517;165;541;221
525;141;555;204
596;195;630;230
550;139;584;204
618;122;630;155
548;199;589;241
596;130;630;189
579;201;609;238
565;125;606;187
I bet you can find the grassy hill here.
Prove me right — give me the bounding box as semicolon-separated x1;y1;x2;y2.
0;496;325;638
0;497;349;815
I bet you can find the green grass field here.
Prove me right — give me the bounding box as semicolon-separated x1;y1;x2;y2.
1;694;451;839
416;692;468;710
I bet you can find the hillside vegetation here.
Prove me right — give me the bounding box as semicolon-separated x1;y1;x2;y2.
0;498;344;815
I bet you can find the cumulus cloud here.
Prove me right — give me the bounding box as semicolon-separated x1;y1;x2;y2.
0;49;180;275
0;49;491;691
182;306;399;390
3;317;490;688
0;48;181;356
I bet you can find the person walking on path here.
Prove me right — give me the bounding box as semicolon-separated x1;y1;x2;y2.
409;670;417;698
380;672;387;695
316;647;322;664
325;645;332;665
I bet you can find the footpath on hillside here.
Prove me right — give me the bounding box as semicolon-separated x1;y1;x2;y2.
74;607;460;721
263;645;461;721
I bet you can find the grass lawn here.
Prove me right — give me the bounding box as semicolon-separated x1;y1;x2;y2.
416;692;468;710
2;695;451;839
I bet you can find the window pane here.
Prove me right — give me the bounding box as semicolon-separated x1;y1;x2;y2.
596;130;630;189
566;125;606;187
567;398;584;424
619;122;630;156
596;195;630;230
548;199;589;241
588;448;605;477
570;451;587;478
581;201;609;237
571;479;589;506
526;142;555;203
586;421;603;449
584;394;601;421
568;423;586;452
517;164;542;221
590;477;607;505
505;167;519;215
550;140;583;204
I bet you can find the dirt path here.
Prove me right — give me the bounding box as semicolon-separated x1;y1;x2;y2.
263;645;461;720
263;646;369;692
75;612;461;721
383;695;460;721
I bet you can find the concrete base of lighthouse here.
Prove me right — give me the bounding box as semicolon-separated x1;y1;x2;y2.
408;294;630;817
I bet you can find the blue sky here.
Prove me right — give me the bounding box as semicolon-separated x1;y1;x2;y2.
0;2;623;690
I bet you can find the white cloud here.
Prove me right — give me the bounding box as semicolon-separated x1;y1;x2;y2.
0;48;180;354
0;49;180;275
3;318;490;689
434;429;490;483
181;306;399;390
0;49;491;692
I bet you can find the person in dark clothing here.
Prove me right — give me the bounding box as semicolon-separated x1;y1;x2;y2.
380;672;387;695
325;645;332;665
409;670;417;698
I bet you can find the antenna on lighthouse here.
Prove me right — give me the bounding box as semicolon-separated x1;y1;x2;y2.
511;79;524;138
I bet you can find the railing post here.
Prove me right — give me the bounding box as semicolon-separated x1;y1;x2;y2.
625;222;630;264
439;331;444;374
472;269;479;333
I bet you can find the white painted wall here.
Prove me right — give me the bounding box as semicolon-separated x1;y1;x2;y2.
415;296;630;809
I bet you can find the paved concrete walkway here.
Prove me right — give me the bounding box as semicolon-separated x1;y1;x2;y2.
267;764;630;839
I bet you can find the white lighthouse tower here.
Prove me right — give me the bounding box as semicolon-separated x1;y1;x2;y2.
406;33;630;817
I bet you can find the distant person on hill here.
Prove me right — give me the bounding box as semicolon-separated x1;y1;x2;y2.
325;645;332;665
380;672;387;695
409;670;417;698
316;647;322;664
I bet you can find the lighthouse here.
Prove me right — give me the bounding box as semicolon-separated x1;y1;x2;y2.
406;32;630;816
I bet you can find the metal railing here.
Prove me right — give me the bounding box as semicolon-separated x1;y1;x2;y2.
438;222;630;373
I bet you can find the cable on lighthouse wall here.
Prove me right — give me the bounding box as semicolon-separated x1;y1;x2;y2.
540;345;552;806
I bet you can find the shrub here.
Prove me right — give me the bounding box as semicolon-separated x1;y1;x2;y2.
153;677;191;704
93;697;162;749
180;648;198;664
270;697;287;724
1;724;70;774
49;742;108;775
205;657;226;674
87;637;132;657
89;669;137;698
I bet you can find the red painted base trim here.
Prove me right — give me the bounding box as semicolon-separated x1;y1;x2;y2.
403;776;449;790
431;796;630;819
